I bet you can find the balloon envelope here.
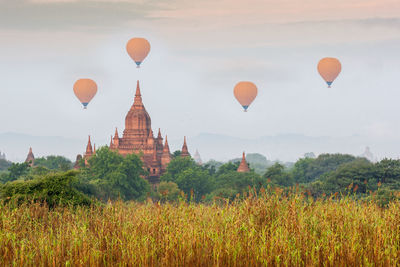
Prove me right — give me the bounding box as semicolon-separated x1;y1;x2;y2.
126;38;151;67
73;79;97;109
233;81;258;111
317;57;342;87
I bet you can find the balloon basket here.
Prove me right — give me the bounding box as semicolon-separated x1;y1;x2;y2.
83;106;87;110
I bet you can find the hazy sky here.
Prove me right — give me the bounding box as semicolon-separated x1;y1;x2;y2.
1;0;400;158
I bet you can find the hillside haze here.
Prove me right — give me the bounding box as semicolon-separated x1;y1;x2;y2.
0;132;394;162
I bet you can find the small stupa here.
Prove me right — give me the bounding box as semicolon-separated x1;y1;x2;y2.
181;136;190;157
25;147;35;166
193;149;202;165
237;152;250;173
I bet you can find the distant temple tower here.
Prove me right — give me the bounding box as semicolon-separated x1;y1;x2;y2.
74;154;82;169
361;146;376;162
25;147;35;166
193;149;202;165
84;136;94;164
237;152;250;173
84;81;188;184
181;136;190;157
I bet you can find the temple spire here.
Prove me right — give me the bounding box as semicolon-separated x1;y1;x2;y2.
113;128;120;147
157;128;163;147
25;147;35;166
163;135;170;153
74;154;82;169
133;80;143;108
237;151;250;173
114;127;119;139
161;135;171;171
181;136;190;157
135;80;141;97
85;135;93;156
110;135;114;148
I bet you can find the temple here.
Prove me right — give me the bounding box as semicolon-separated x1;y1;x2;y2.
193;149;202;165
237;152;250;173
82;81;189;184
0;151;6;160
25;147;35;166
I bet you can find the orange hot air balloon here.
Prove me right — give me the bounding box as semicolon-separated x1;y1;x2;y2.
317;57;342;88
126;38;151;68
73;79;97;109
233;81;258;112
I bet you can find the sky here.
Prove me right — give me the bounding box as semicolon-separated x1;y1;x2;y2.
1;0;400;160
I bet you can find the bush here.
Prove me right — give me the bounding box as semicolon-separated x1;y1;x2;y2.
156;181;181;202
0;170;92;207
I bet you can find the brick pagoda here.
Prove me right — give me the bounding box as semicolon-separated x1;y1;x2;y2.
83;81;189;184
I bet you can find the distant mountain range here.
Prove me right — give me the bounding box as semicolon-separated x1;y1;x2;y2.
1;132;398;163
177;133;398;162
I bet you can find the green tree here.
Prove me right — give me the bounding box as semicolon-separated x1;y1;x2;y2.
374;159;400;189
4;162;31;182
321;158;376;195
0;158;12;171
83;147;150;201
27;166;52;178
34;156;72;171
161;157;198;181
291;157;315;183
291;154;357;184
202;160;224;175
264;163;293;187
212;170;263;200
161;157;213;201
0;170;92;207
172;150;182;158
157;181;181;202
174;168;212;201
216;162;240;176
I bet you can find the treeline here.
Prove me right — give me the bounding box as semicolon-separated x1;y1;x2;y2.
1;147;400;207
0;158;12;172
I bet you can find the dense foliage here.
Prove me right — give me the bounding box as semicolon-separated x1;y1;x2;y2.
0;170;92;207
2;150;400;206
161;157;212;201
79;147;150;201
0;147;150;204
34;155;73;171
0;158;11;171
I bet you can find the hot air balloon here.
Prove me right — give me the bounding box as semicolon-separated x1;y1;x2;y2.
126;38;151;68
317;57;342;88
73;79;97;109
233;81;258;112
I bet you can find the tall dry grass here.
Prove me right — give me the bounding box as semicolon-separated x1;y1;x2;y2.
1;191;400;266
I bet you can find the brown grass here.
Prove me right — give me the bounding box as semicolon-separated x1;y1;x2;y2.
1;192;400;266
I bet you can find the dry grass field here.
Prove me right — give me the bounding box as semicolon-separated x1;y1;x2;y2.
1;191;400;266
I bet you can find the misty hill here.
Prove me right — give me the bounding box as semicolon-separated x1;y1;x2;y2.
1;131;396;163
0;132;86;162
183;133;397;162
